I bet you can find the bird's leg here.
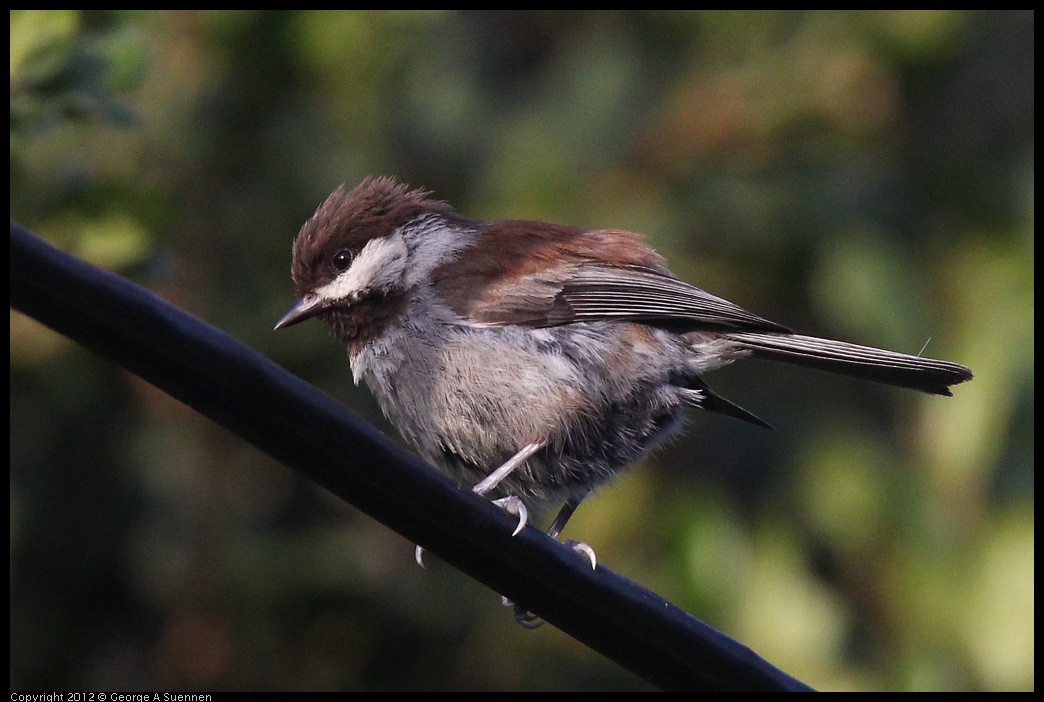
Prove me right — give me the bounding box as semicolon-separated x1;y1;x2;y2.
507;489;596;628
415;441;544;567
547;491;597;569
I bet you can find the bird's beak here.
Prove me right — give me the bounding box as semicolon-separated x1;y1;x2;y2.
274;293;325;330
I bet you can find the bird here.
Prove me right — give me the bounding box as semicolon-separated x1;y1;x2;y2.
275;176;972;622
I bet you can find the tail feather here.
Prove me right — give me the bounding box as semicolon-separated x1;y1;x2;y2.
725;332;973;396
681;378;774;429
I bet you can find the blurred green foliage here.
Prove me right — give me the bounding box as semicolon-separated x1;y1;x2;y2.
10;10;1033;691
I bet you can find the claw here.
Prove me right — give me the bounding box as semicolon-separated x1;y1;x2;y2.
565;540;597;570
514;608;545;629
492;495;528;536
502;596;545;629
415;544;426;569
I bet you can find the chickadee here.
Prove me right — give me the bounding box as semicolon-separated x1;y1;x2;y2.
275;177;972;579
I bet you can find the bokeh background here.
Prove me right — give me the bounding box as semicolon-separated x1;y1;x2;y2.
10;10;1033;691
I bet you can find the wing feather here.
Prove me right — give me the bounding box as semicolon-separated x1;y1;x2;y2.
537;265;790;333
432;222;788;333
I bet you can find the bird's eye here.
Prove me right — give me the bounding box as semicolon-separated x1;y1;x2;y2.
332;249;353;271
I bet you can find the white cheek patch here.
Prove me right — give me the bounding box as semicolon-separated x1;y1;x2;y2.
399;215;476;288
315;234;409;301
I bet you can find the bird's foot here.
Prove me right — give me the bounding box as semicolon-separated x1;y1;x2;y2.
415;493;529;568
